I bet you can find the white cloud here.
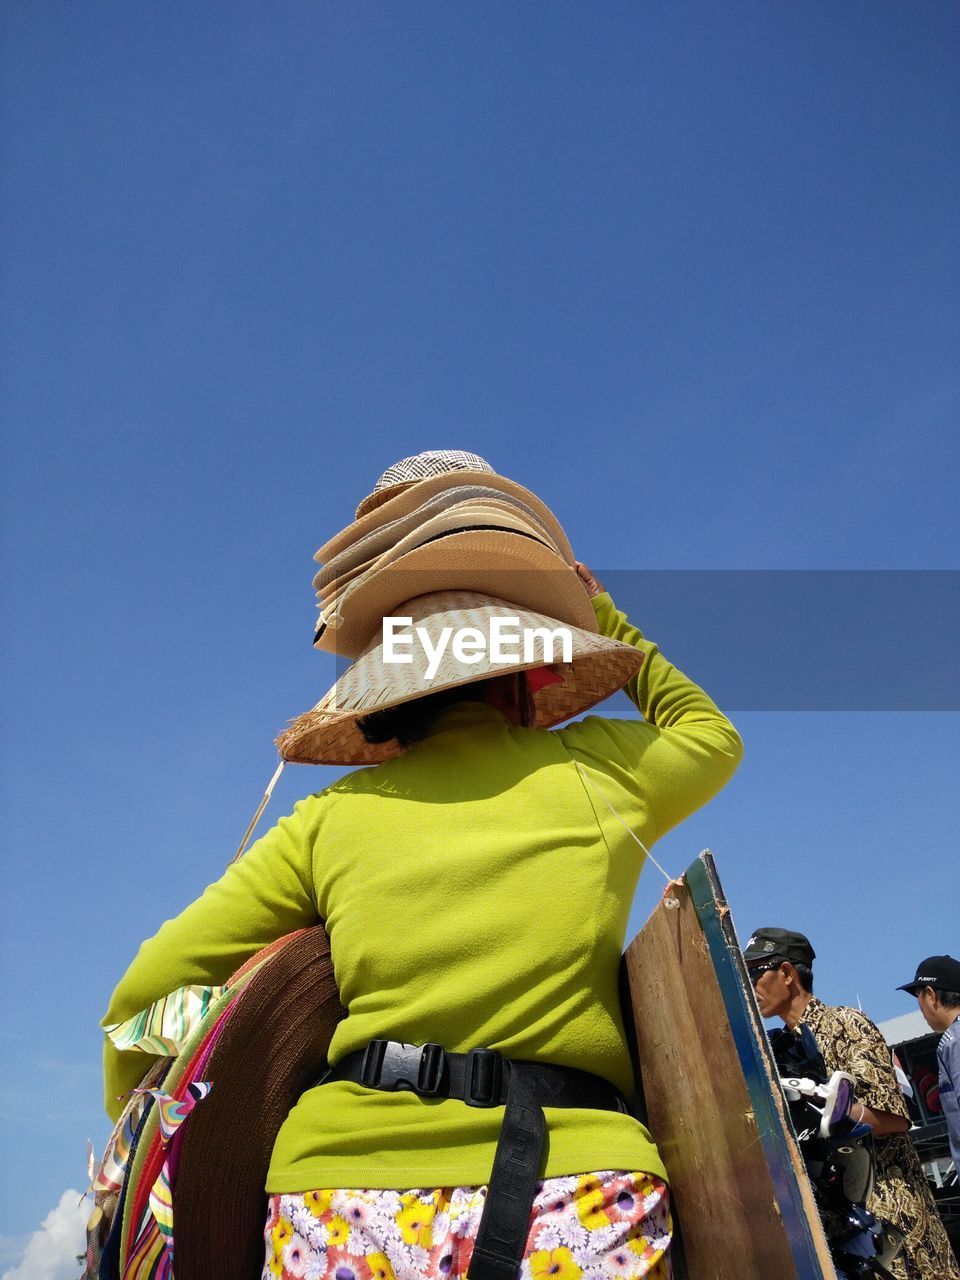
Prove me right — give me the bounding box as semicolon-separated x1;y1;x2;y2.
0;1190;87;1280
0;1241;28;1273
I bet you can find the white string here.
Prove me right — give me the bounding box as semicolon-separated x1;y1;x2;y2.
229;761;286;864
574;761;677;886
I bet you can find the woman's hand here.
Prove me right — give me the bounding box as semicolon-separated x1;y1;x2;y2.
575;561;606;598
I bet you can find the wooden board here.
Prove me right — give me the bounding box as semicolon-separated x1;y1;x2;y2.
622;851;836;1280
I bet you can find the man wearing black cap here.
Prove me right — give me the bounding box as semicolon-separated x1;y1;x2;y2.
744;927;960;1280
899;955;960;1175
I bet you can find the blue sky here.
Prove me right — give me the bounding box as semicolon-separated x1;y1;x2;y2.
1;0;958;1262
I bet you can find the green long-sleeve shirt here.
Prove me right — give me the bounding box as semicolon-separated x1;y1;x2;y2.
103;592;742;1189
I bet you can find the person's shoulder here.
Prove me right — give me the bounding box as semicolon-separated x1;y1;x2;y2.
557;712;637;734
805;999;879;1034
286;767;379;814
798;996;828;1030
802;996;834;1018
835;1002;882;1029
555;713;651;751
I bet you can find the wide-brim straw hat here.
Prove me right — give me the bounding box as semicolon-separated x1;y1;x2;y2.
173;927;342;1280
323;464;576;565
315;529;592;659
278;589;644;766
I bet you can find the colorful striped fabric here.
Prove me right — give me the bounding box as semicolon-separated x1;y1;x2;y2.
93;1059;168;1196
124;1081;213;1279
120;1001;236;1265
134;1080;213;1144
125;1209;169;1280
148;1162;174;1245
107;939;304;1276
104;984;224;1055
95;1100;145;1196
94;983;221;1201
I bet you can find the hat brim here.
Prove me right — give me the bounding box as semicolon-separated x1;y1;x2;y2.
324;470;575;565
315;530;595;658
742;949;778;965
279;589;644;765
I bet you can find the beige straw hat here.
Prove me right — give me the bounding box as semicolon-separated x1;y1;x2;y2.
313;486;559;594
322;460;576;564
278;589;644;765
313;531;596;658
315;499;560;605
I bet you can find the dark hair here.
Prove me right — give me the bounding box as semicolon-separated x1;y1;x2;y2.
792;962;814;994
358;680;492;748
935;988;960;1010
757;955;815;994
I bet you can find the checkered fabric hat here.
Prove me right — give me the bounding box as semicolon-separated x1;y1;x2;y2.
355;450;496;517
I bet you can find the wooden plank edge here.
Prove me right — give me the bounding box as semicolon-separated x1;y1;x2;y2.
686;851;836;1280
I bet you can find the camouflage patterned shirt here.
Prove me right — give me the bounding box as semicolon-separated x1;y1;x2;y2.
800;996;959;1280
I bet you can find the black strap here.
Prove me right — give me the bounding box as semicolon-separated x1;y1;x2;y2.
325;1042;627;1280
469;1065;545;1280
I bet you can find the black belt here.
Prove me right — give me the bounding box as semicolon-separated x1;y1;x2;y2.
325;1040;629;1280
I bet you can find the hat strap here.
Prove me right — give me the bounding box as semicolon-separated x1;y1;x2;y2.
574;762;677;886
229;761;286;865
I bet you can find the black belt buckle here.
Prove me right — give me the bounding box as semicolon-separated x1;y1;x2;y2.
465;1047;504;1107
361;1040;446;1096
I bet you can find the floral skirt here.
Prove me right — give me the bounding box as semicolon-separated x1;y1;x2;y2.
263;1171;671;1280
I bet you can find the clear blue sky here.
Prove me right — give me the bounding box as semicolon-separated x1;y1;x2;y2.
1;0;958;1262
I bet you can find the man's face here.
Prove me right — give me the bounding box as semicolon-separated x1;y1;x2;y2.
748;958;795;1020
917;986;948;1033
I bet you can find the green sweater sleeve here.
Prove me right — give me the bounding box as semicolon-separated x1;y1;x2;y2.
561;591;743;839
100;799;322;1120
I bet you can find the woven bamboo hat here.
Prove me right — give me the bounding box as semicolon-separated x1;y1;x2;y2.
278;589;644;765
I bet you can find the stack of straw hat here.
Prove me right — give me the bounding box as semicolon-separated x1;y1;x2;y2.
277;451;645;767
311;449;595;657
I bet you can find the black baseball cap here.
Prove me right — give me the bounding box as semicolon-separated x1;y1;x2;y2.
897;955;960;995
743;927;816;968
